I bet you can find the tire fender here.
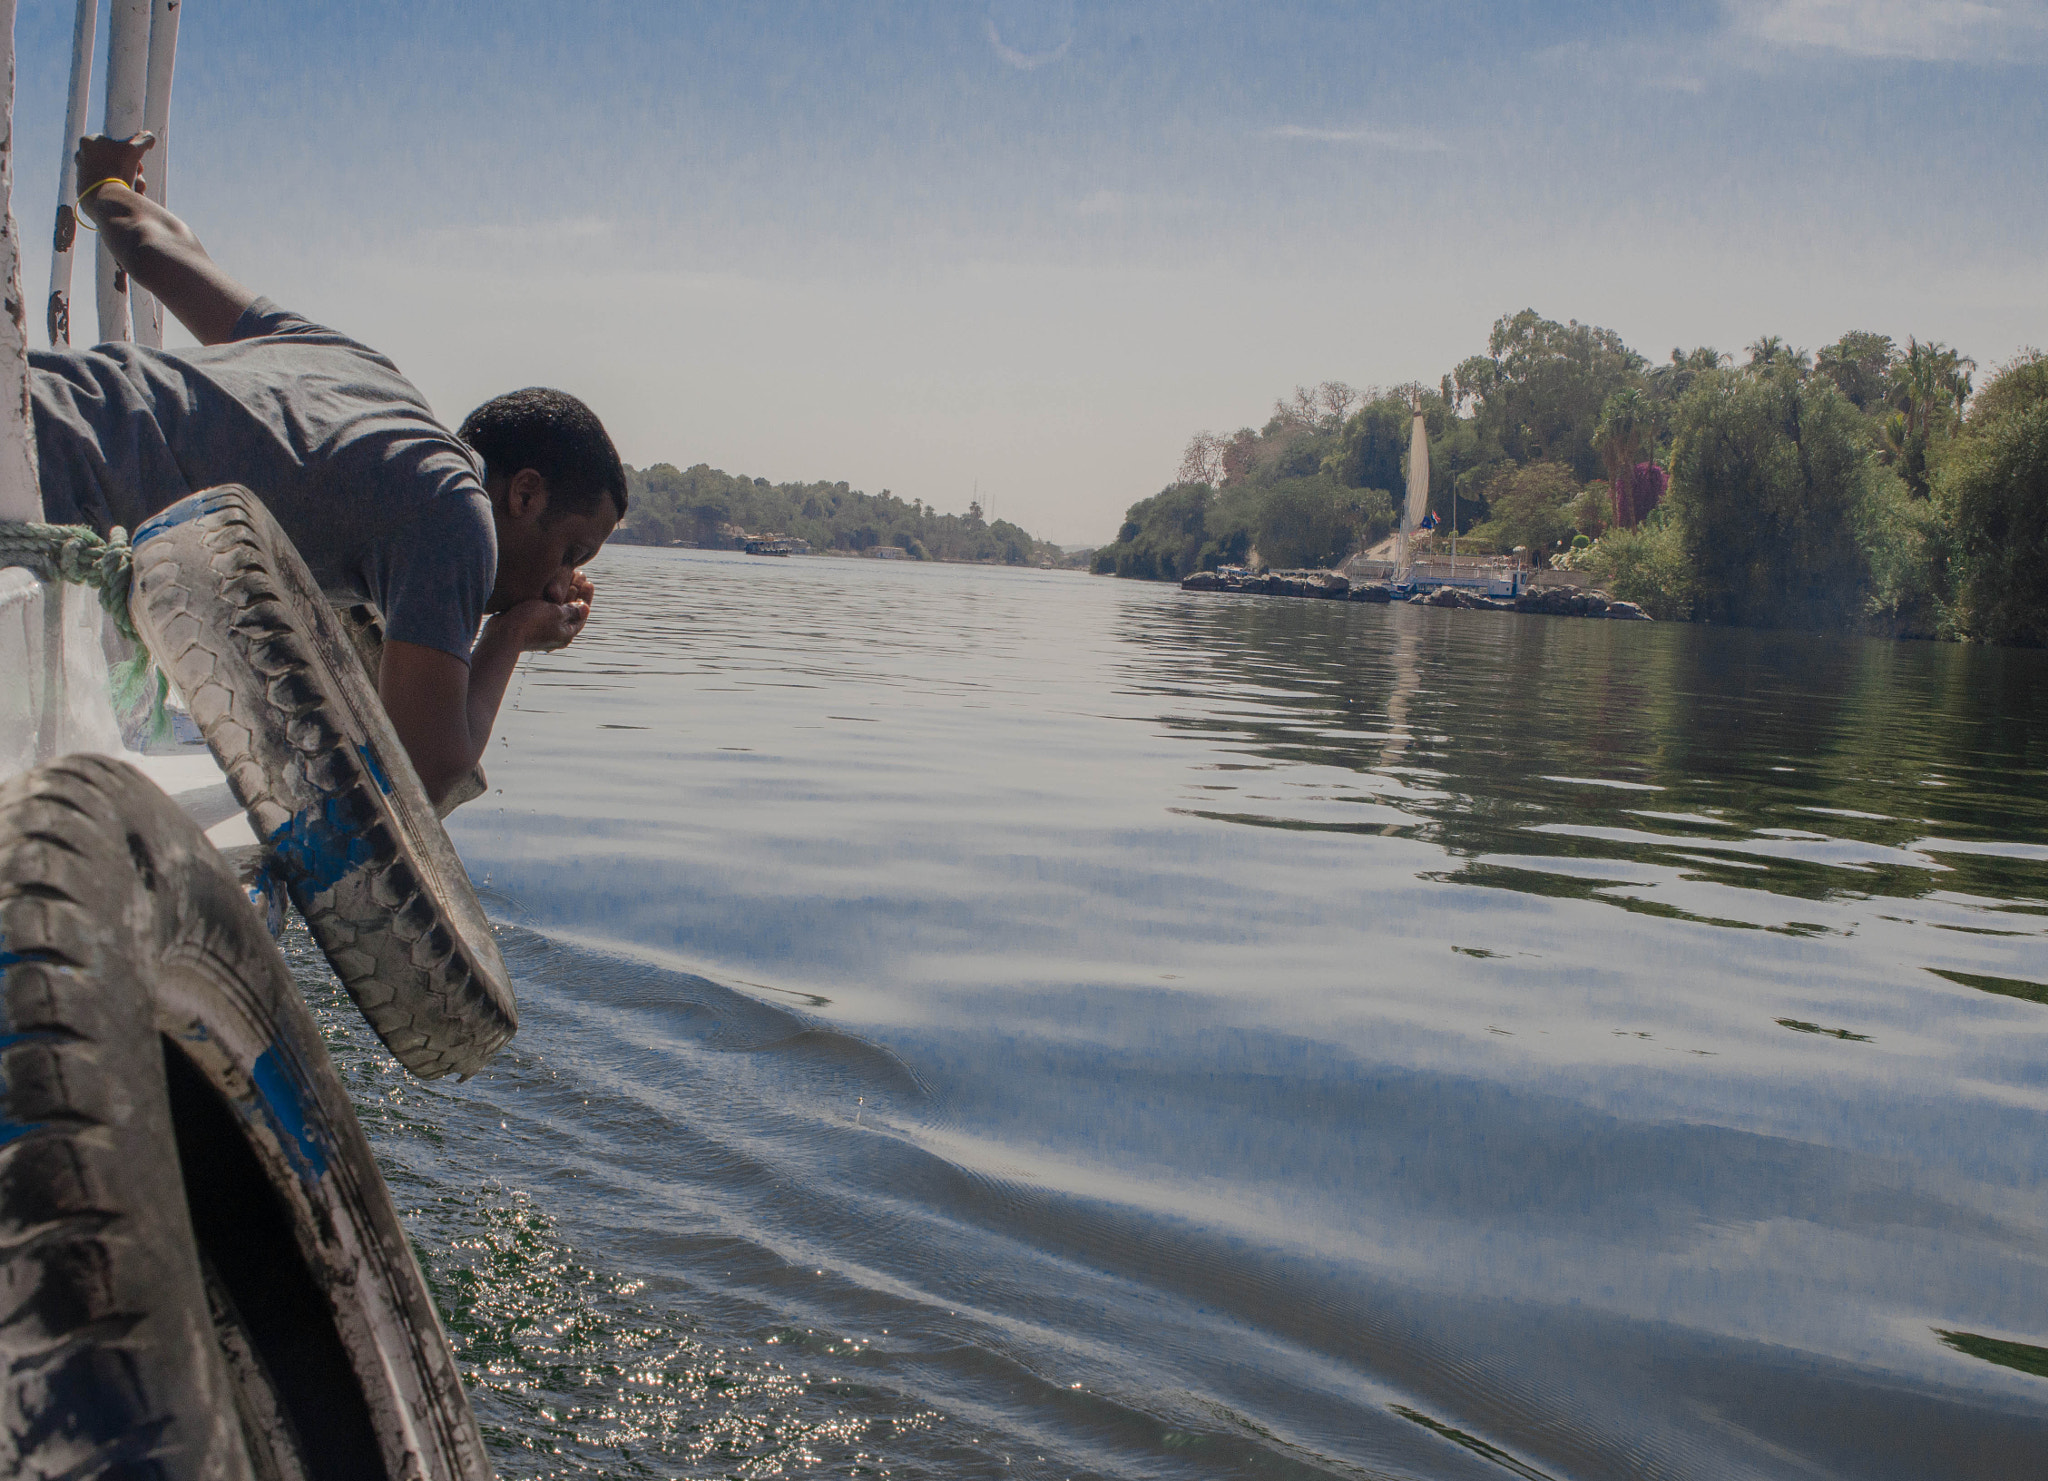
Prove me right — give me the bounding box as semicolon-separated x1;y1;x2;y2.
0;755;490;1480
128;487;516;1080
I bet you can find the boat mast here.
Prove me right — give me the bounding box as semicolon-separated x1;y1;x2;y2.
96;0;149;345
133;0;180;348
47;0;96;346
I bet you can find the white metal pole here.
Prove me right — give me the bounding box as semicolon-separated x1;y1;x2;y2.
133;0;178;348
95;0;148;345
48;0;97;347
5;0;61;762
0;0;41;520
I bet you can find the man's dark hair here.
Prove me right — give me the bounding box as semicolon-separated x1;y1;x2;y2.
458;388;628;521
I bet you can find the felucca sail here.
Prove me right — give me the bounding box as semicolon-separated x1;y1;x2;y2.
1394;410;1429;581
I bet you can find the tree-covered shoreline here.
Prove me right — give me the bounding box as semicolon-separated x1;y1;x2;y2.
614;462;1074;568
1094;311;2048;645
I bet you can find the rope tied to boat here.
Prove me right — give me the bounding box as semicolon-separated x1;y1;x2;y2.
0;519;172;743
0;520;143;643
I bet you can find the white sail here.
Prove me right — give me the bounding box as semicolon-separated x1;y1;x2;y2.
1395;410;1429;578
1405;411;1429;533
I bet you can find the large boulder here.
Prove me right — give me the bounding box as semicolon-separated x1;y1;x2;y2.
1514;585;1572;615
1515;584;1611;618
1349;583;1394;603
1605;600;1653;620
1181;567;1355;600
1264;570;1350;599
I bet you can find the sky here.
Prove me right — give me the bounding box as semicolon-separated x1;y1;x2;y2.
10;0;2047;543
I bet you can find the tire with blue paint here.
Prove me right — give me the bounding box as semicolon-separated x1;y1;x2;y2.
0;756;492;1479
127;486;516;1080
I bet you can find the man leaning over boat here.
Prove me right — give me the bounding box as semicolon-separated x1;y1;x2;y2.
30;131;624;805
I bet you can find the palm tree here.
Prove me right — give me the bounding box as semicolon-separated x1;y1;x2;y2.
1885;338;1978;496
1647;346;1727;404
1594;388;1658;526
1746;336;1812;373
1890;338;1976;436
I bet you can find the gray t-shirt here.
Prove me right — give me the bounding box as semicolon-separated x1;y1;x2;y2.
30;298;495;661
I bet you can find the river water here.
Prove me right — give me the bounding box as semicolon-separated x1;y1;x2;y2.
296;546;2048;1479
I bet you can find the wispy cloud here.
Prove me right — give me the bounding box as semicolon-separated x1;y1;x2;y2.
1729;0;2048;62
986;3;1075;71
1266;125;1450;153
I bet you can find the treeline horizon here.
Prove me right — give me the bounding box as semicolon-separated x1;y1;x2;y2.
614;462;1075;567
1093;309;2048;645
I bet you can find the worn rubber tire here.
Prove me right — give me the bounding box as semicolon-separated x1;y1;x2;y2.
0;755;491;1480
128;486;516;1080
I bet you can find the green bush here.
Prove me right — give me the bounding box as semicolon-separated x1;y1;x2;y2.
1566;482;1614;539
1323;398;1408;492
1668;368;1878;630
1967;350;2048;428
1857;468;1942;636
1940;400;2048;646
1091;483;1215;580
1465;461;1582;558
1255;479;1393;570
1091;477;1393;579
1570;512;1693;619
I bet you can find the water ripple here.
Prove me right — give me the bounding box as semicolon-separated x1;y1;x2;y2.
356;549;2048;1477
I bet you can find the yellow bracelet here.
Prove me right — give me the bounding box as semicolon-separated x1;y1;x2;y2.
72;176;131;231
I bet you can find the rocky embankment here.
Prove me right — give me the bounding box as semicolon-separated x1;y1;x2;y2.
1179;569;1650;620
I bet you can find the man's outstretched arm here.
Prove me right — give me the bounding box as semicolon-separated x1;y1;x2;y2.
73;132;255;346
378;579;593;806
